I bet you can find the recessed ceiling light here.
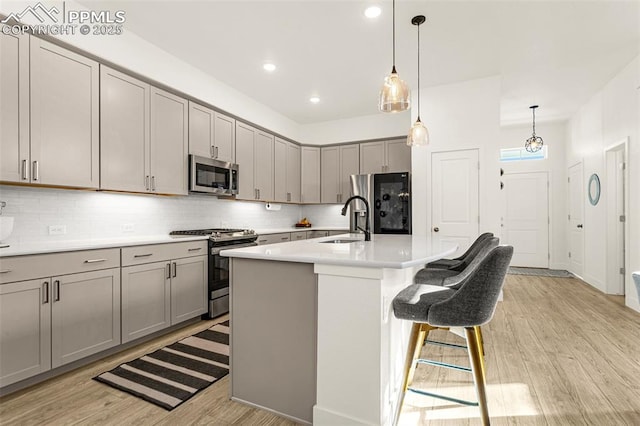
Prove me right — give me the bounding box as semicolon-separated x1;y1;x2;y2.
364;6;381;19
309;97;320;104
263;63;276;72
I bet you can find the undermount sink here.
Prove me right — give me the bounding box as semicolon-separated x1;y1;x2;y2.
319;238;361;244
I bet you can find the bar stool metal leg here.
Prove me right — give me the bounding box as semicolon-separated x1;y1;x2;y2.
465;326;490;426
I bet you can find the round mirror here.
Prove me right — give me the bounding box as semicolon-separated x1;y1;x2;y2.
588;173;600;206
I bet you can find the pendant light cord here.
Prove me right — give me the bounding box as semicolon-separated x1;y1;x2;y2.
417;20;421;119
532;107;536;136
392;0;396;67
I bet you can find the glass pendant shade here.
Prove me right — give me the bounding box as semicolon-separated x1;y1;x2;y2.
407;117;429;146
379;67;410;113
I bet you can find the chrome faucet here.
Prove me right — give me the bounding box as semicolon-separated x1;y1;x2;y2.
341;196;371;241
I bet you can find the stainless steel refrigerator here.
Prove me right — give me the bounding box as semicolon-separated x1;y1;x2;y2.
349;172;411;235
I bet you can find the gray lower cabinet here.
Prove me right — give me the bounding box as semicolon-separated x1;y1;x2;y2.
0;252;121;387
291;231;307;241
257;233;291;245
121;241;207;343
306;230;331;239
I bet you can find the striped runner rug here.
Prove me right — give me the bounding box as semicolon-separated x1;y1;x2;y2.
94;320;229;410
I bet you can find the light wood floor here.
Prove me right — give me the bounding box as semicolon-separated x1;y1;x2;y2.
1;274;639;425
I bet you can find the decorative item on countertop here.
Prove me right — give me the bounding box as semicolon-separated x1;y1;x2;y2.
295;217;312;228
0;201;14;248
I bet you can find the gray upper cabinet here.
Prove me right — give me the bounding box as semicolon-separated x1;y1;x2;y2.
150;87;188;195
274;138;301;203
30;38;99;188
100;66;187;195
360;138;411;174
100;66;150;193
235;121;274;201
321;144;359;204
301;147;321;203
188;101;236;164
0;30;29;183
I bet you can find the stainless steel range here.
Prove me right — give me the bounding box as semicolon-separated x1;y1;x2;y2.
170;228;258;318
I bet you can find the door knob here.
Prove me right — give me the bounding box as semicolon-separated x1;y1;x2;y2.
433;227;439;232
577;224;583;228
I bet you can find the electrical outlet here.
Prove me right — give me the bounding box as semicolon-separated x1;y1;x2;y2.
48;225;66;235
122;223;135;233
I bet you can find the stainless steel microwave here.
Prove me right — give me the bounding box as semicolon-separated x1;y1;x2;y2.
189;155;238;196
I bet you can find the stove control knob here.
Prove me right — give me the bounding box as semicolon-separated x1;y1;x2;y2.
214;232;221;238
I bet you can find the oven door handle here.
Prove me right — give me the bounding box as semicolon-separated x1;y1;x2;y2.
211;242;258;255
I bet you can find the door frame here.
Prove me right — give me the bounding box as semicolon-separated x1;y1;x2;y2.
605;138;629;295
567;161;584;278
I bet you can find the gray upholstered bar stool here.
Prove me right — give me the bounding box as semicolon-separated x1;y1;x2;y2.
392;245;513;426
425;232;494;270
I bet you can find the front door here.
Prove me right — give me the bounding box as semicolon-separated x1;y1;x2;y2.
568;162;584;277
431;149;479;257
501;172;549;267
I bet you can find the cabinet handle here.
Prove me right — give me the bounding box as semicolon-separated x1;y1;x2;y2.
166;263;171;279
151;176;156;191
145;175;150;190
32;161;39;181
287;192;291;202
84;258;107;264
54;280;60;302
22;159;28;180
188;247;202;252
42;281;49;304
281;237;289;240
215;146;219;158
210;145;215;158
172;262;177;278
0;269;12;273
134;253;153;258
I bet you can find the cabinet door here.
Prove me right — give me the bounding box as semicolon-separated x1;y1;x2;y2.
214;112;236;163
51;268;120;368
321;146;339;204
171;255;207;324
100;66;150;192
121;261;171;343
0;279;51;387
256;233;291;245
301;147;320;203
30;38;99;188
359;141;385;174
386;139;411;173
150;87;188;195
0;30;29;183
188;101;215;159
286;142;301;203
291;231;307;241
273;137;288;202
235;121;256;200
255;130;274;201
339;144;360;202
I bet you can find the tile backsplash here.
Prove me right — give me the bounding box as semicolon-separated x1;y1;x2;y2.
0;185;348;244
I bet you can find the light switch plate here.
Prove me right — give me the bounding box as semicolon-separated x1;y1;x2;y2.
48;225;66;235
122;223;135;233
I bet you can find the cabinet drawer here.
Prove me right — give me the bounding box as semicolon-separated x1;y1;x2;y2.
306;230;330;239
256;233;291;245
122;240;208;266
0;248;120;284
291;231;307;241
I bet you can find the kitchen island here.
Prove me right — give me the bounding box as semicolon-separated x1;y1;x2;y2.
221;234;456;425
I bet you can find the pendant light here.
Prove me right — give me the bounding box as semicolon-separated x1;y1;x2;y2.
525;105;543;153
379;0;410;113
407;15;428;146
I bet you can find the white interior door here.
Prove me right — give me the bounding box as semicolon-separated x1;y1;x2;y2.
501;172;549;267
431;149;479;256
606;144;626;295
568;163;584;276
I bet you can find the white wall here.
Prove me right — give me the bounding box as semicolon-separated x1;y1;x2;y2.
499;121;568;269
298;112;409;145
566;56;639;312
411;76;502;241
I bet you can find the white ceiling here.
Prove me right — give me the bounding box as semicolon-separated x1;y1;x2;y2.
81;0;639;126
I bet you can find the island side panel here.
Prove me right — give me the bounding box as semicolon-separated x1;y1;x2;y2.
230;258;317;424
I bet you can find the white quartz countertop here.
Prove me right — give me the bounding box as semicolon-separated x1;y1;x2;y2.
0;235;209;257
221;233;457;269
